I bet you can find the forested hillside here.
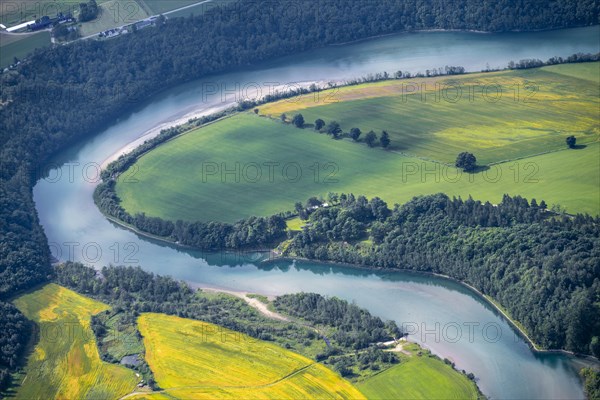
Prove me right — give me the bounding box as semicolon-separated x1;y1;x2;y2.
286;194;600;355
0;0;597;390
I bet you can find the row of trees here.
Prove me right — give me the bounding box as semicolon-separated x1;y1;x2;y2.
0;0;597;387
286;114;392;148
286;193;600;355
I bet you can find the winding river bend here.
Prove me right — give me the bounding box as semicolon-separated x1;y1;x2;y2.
34;26;599;399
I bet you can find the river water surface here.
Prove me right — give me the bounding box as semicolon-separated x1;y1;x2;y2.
33;26;599;399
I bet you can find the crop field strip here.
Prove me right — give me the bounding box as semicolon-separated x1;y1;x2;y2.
260;64;599;165
134;313;365;399
11;284;138;399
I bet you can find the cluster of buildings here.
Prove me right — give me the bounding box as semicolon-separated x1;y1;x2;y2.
28;13;75;31
98;16;158;40
98;27;129;38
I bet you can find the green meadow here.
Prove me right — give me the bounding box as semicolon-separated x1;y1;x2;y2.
0;31;51;67
357;343;480;399
260;64;599;165
116;112;599;223
78;0;150;37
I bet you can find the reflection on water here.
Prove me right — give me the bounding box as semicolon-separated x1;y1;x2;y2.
33;26;600;399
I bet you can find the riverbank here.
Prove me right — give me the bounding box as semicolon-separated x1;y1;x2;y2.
328;25;597;47
196;285;289;321
94;62;599;362
100;80;327;170
268;254;600;365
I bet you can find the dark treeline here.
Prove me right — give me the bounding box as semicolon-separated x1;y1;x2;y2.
287;194;600;355
275;293;402;376
275;293;402;349
508;53;600;70
581;368;600;400
96;180;287;249
54;262;301;340
0;0;597;389
0;303;32;390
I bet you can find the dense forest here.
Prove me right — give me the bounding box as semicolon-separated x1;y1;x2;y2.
581;368;600;400
275;293;402;376
285;193;600;355
0;0;598;390
0;303;32;390
275;293;402;349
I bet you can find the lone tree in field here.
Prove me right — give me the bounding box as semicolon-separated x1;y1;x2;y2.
566;135;576;148
292;113;305;128
315;118;325;131
326;121;342;138
455;152;477;172
365;131;378;147
350;128;362;141
380;131;391;148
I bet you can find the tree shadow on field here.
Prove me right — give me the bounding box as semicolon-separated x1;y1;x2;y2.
571;144;587;150
468;165;490;173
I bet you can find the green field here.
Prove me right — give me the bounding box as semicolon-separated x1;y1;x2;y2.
163;0;237;19
134;313;365;399
140;0;202;15
116;112;599;223
12;284;138;399
79;0;150;37
357;343;480;400
0;0;113;27
0;31;51;67
260;65;599;165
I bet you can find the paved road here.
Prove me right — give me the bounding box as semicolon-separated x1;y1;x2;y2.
78;0;215;41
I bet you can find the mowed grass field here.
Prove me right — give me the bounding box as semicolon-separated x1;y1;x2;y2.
116;111;600;223
134;313;364;399
12;284;138;399
260;63;599;165
79;0;150;37
140;0;200;14
162;0;238;19
0;31;51;67
357;343;479;400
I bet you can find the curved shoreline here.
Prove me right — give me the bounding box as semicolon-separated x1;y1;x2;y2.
94;60;600;365
264;255;598;365
327;25;597;47
96;207;599;365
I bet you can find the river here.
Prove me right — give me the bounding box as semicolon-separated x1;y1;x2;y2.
33;26;599;399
